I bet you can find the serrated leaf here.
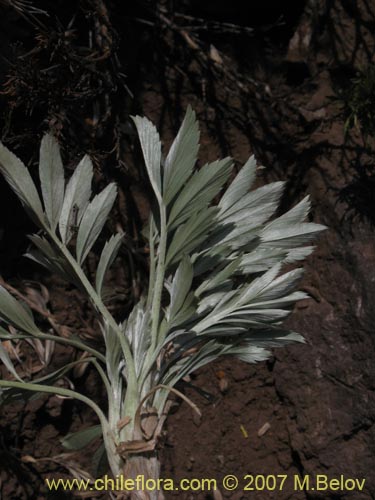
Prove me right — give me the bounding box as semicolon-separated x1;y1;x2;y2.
0;143;45;226
196;257;241;296
221;200;280;227
256;268;304;302
61;425;102;450
237;263;283;305
39;134;65;231
226;308;290;323
261;222;326;248
228;344;271;363
59;155;93;243
240;328;305;345
219;155;257;213
0;286;40;336
95;233;123;296
0;341;23;381
269;196;311;226
168;158;233;229
225;329;305;363
163;106;200;203
193;264;283;334
197;182;285;255
132;116;162;201
220;181;285;220
160;340;221;387
76;183;117;264
241;291;308;309
27;234;79;284
166;208;217;266
240;247;288;273
170;294;196;327
166;256;194;323
28;235;65;273
24;249;59;276
285;246;315;263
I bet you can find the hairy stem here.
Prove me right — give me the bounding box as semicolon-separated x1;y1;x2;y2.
150;204;167;352
36;331;106;363
146;216;156;310
46;230;139;431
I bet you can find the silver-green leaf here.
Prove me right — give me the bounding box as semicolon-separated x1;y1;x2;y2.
219;155;257;213
95;233;124;296
0;143;45;226
0;341;23;381
163;106;200;203
59;155;93;243
132;116;162;202
76;183;117;264
0;286;40;336
39;133;65;231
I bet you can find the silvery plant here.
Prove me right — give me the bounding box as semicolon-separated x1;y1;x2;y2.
0;107;324;499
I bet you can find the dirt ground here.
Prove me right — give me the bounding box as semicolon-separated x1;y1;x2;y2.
0;1;375;499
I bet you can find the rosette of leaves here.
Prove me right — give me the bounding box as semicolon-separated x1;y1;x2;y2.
0;107;325;498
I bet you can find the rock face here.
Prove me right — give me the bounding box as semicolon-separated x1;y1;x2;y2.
273;3;375;492
274;223;375;499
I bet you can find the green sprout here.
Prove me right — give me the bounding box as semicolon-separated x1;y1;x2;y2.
0;107;325;497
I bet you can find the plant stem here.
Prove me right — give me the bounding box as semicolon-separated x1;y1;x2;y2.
150;204;167;352
140;205;167;400
46;230;139;425
123;453;164;500
146;216;156;310
36;331;106;363
92;359;112;400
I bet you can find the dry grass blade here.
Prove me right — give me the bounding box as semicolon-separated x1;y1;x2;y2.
22;452;93;481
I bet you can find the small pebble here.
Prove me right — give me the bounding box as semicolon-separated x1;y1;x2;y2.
257;421;271;437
